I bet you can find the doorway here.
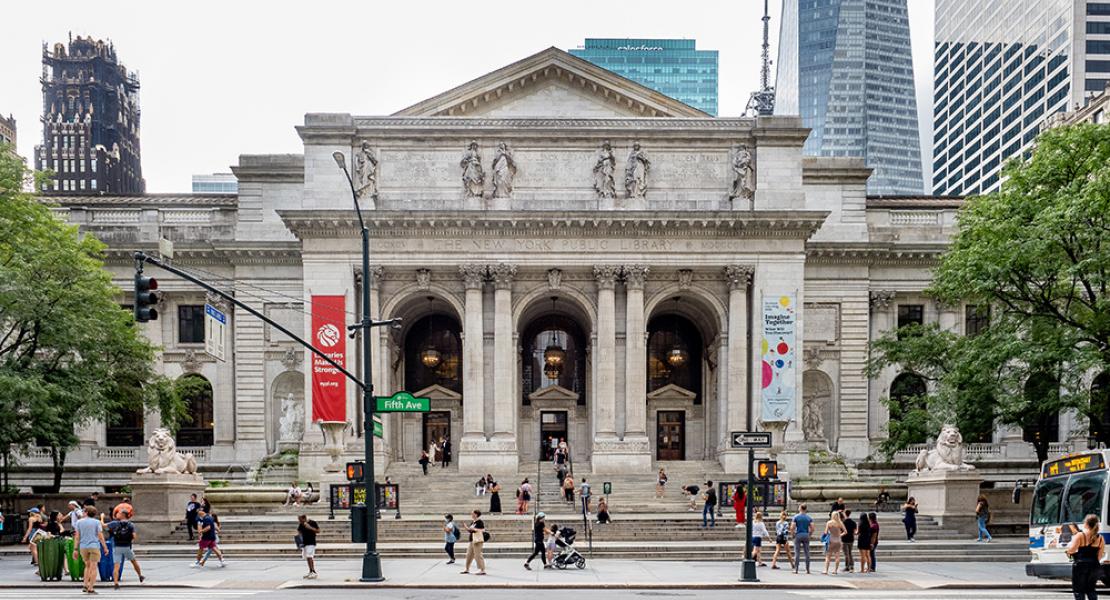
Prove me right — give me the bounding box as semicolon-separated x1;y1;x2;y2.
423;411;451;463
540;411;568;460
656;410;685;461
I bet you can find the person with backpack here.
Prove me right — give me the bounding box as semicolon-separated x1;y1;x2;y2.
443;514;459;564
296;514;320;579
106;510;145;588
419;451;430;476
975;495;992;543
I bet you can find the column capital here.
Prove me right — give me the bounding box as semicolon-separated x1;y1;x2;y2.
723;265;754;290
490;262;517;290
623;265;649;290
459;264;487;290
870;290;896;310
593;264;621;290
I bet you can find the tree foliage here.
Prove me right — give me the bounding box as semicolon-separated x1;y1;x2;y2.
867;124;1110;463
0;144;185;491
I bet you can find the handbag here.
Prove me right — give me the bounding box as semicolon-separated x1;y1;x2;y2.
294;534;304;549
482;531;491;542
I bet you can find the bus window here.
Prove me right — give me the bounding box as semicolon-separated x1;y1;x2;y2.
1064;470;1108;524
1031;477;1066;525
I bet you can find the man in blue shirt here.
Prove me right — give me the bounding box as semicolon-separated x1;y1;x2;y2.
791;503;814;574
72;506;107;594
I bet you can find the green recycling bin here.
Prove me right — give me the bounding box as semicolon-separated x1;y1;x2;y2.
36;536;65;581
65;537;84;581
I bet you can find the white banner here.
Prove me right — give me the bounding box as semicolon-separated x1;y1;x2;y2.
761;293;797;422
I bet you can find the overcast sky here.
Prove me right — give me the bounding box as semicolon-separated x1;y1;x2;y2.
1;0;935;193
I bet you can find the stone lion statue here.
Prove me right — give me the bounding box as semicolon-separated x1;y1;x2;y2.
915;424;975;472
136;428;198;475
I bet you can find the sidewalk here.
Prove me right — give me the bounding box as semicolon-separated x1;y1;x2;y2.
0;558;1066;590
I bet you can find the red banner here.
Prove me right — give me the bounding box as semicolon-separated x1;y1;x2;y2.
310;295;346;422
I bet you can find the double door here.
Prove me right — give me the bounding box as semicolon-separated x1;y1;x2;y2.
656;410;685;461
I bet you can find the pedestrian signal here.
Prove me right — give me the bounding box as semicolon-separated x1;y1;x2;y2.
756;460;778;481
346;461;364;481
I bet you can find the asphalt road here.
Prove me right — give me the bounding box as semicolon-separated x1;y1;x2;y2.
0;590;1075;600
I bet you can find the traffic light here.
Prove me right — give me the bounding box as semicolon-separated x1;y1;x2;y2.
346;461;364;481
756;460;778;481
134;274;161;322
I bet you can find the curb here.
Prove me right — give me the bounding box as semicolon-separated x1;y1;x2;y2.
0;581;1073;591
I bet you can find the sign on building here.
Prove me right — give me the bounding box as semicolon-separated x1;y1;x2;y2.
310;295;347;422
761;293;797;422
204;303;226;362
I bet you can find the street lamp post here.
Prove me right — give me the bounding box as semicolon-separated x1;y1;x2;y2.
333;150;383;582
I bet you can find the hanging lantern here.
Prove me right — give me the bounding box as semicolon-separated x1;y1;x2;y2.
543;342;566;367
666;345;689;367
420;346;442;368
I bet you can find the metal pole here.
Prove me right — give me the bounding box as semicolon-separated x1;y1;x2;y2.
741;449;758;581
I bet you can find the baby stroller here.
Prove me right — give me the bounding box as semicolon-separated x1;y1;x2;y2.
552;526;586;569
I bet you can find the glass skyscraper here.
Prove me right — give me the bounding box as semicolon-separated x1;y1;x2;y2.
775;0;924;195
570;39;718;116
932;0;1106;196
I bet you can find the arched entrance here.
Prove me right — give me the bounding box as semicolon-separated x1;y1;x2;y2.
518;294;593;462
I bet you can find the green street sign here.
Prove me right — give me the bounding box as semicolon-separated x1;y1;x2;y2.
375;391;431;413
372;417;383;438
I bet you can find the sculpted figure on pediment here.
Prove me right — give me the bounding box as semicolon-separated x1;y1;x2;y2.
625;141;650;199
460;140;485;198
492;142;517;199
593;140;616;199
354;141;379;201
729;144;755;202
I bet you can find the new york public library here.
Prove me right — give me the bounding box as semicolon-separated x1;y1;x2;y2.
16;48;1073;497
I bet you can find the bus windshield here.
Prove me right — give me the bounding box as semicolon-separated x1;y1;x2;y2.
1031;477;1066;525
1063;470;1108;523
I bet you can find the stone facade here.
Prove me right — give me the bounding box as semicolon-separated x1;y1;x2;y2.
17;48;1083;489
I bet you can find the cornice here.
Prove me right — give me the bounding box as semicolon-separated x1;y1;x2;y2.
806;242;948;265
42;194;237;208
102;242;302;266
866;196;964;209
278;210;830;241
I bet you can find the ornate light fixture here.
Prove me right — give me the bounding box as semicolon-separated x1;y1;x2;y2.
543;296;567;370
419;297;442;369
666;297;689;368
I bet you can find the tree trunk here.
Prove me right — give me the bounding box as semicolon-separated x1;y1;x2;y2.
49;446;65;493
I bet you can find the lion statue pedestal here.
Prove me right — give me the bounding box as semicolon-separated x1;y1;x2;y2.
906;425;982;534
128;429;206;537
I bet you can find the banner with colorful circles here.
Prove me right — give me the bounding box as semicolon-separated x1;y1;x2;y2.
761;293;797;423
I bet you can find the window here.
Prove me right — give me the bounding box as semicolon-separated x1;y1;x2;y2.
176;375;214;447
896;304;924;337
965;305;990;336
1030;477;1065;525
1064;471;1108;524
646;315;703;403
178;305;205;343
403;314;462;394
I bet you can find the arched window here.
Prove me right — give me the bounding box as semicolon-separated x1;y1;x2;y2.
403;314;462;394
647;315;703;403
890;372;928;443
521;315;586;405
1092;372;1110;445
176;374;214;447
1023;372;1060;445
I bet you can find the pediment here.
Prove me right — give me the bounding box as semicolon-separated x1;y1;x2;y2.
413;384;462;402
394;47;707;119
646;383;697;401
529;384;579;402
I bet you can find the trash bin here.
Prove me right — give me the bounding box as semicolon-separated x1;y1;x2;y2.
65;537;83;581
97;537;115;582
36;537;65;581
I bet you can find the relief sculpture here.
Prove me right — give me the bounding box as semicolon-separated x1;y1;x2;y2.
460;140;485;198
625;141;650;199
592;140;616;199
491;142;517;198
729;144;755;202
354;140;379;202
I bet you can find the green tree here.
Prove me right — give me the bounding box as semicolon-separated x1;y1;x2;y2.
0;143;184;491
867;123;1110;463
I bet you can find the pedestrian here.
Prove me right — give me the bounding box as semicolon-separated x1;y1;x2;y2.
656;468;668;498
975;495;992;542
442;436;452;468
579;478;593;514
683;483;700;511
791;503;814;574
770;510;794;570
106;510;145;588
200;495;212;514
733;485;747;527
545;523;559;565
857;511;872;574
296;514;319;579
830;496;846;516
489;479;502;514
185;494;200;541
822;509;845;575
45;511;64;536
419;450;430;476
562;474;576;503
902;497;918;542
460;510;487;575
83;492;100;509
192;508;225;568
524;512;547;570
443;514;458;564
67;500;86;532
867;512;880;572
841;509;856;573
701;481;717;528
428;440;438;465
556;463;568;487
750;511;770;567
284;481;302;507
111;497;133;521
22;507;45;569
516;479;532;514
73;506;108;594
475;475;487;497
596;497;611;524
873;487;890;512
1067;513;1104;600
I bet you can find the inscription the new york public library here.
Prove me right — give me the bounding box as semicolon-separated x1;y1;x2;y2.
373;238;749;253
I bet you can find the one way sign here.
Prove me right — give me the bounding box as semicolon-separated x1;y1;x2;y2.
731;431;772;449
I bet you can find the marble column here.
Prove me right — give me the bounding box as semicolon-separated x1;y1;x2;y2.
459;265;486;443
593;265;620;440
623;265;649;439
491;263;518;450
720;265;754;473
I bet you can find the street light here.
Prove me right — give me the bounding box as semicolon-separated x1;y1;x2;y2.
333;149;384;582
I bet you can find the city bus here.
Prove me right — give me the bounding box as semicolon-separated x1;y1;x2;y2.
1027;450;1110;580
